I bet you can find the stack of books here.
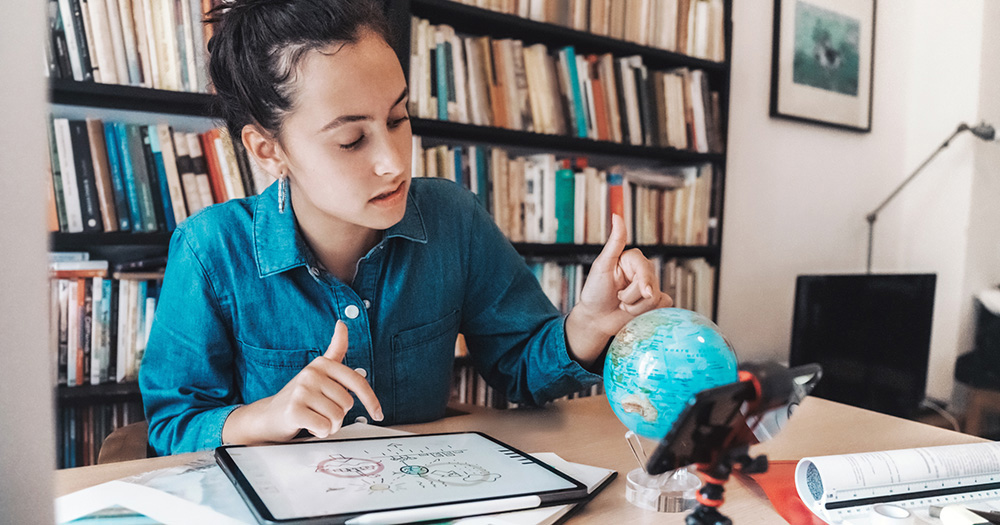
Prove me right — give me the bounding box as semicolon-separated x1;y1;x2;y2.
46;0;219;92
45;118;269;234
409;18;724;152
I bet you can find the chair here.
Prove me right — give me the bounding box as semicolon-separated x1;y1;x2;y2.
98;420;152;464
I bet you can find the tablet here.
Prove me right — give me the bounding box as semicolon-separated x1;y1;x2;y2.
216;432;590;525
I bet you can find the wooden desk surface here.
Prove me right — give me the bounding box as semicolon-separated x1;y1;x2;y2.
55;396;986;524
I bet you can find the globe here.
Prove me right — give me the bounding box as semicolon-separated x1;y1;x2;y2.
604;308;739;440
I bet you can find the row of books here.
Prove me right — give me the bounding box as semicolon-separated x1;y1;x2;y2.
526;256;716;318
46;0;218;92
450;359;605;408
536;256;720;316
49;257;163;387
413;139;718;246
448;0;726;61
45;118;267;234
409;18;724;152
57;400;143;468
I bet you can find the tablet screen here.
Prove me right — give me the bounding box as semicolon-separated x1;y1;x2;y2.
218;432;584;522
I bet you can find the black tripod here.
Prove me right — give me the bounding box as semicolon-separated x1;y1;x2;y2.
686;445;769;525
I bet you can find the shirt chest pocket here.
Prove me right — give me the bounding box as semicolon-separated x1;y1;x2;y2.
236;340;322;404
391;309;460;422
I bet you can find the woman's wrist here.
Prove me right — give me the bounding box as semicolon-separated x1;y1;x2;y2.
565;305;616;371
222;397;282;446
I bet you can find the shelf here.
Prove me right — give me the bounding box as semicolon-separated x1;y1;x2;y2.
49;79;216;116
409;0;728;75
514;243;719;260
57;382;142;404
412;118;724;164
50;232;173;251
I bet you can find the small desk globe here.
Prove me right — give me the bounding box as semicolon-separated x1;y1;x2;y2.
604;308;739;440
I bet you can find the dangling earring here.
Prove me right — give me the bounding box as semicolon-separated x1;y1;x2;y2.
277;174;288;214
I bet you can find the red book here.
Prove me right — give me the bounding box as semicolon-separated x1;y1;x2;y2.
587;56;610;141
200;129;227;203
607;172;624;238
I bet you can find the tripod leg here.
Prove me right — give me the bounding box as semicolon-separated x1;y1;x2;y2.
685;504;732;525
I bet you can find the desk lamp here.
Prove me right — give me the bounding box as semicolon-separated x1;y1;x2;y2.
866;121;996;273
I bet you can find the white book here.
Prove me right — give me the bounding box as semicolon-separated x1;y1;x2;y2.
408;17;422;117
522;161;542;243
79;0;102;82
573;171;586;244
184;132;214;208
189;0;208;92
57;0;85;80
117;0;142;85
576;55;596;140
53;119;84;233
449;31;469;124
179;0;198;92
133;0;154;87
692;0;711;59
103;0;131;84
658;0;679;51
90;277;104;385
420;19;433;120
618;58;643;146
689;70;709;153
116;279;131;383
66;280;79;387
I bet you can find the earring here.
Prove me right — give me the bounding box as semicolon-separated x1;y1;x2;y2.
277;175;288;214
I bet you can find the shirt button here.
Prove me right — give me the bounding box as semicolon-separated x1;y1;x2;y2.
344;304;360;319
363;299;371;309
308;266;320;277
355;416;368;424
354;367;368;378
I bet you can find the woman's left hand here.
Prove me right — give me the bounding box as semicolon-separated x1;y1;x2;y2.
565;214;673;367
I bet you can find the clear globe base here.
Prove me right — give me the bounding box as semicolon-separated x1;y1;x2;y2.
624;465;701;513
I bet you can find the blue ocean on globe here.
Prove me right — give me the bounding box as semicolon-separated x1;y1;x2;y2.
604;308;739;440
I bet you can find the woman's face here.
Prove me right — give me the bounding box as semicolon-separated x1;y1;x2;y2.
278;29;412;233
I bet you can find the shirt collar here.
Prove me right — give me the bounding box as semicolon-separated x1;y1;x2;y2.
253;180;427;278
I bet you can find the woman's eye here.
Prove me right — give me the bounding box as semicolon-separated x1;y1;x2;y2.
389;115;410;128
340;135;365;150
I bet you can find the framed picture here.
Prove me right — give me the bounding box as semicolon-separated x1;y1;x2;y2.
770;0;876;131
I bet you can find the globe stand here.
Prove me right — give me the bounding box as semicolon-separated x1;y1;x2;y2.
623;431;700;512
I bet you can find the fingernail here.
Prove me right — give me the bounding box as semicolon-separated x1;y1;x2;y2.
619;303;627;311
644;286;653;297
373;408;384;422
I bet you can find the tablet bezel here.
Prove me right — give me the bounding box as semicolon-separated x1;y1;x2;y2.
215;431;591;525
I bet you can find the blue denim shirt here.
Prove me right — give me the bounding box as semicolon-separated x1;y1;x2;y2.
140;177;602;455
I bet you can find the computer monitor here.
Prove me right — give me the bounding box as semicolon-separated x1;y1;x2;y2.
789;274;936;419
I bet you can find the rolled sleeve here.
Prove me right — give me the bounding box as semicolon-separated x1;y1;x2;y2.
460;194;601;405
140;229;240;455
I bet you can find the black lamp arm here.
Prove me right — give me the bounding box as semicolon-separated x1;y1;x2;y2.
865;123;973;273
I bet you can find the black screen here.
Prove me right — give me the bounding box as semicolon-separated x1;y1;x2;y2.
789;274;936;418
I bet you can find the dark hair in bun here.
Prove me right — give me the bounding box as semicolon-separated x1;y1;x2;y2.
205;0;394;141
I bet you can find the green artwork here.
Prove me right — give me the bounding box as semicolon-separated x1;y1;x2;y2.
792;1;861;96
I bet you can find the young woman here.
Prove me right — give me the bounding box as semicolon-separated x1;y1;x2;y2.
140;0;672;456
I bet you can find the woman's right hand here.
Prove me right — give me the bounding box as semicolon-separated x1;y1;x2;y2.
222;320;383;445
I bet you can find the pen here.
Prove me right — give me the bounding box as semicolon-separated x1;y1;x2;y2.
343;495;543;525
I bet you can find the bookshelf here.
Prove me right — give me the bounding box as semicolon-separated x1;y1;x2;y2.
47;0;732;464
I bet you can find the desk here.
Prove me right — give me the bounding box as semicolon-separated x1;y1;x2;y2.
55;396;986;524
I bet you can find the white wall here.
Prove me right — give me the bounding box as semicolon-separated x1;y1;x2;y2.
718;0;993;402
0;2;55;524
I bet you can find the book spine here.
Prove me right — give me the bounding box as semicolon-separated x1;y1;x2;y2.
139;126;168;230
435;34;449;121
68;120;104;232
123;124;158;231
85;119;119;232
90;276;103;385
47;118;70;232
107;278;119;382
113;123;143;231
103;123;132;231
156;124;188;225
54;119;84;233
554;161;575;243
78;277;91;386
562;47;588;139
185;132;214;209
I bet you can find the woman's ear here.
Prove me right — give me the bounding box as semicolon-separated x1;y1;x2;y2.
241;124;286;177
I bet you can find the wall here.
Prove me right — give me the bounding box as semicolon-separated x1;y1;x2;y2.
718;0;992;402
0;2;55;523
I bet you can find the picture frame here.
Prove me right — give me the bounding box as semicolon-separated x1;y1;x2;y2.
770;0;876;131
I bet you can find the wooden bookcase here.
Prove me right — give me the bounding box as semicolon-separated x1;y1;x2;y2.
48;0;731;466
